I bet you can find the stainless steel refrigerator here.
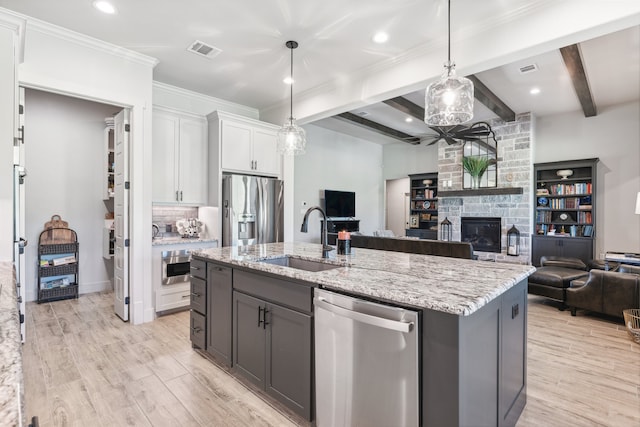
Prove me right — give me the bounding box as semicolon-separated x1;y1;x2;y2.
222;174;284;247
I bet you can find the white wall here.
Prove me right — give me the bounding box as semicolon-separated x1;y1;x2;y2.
24;89;119;300
535;101;640;255
383;142;438;181
17;16;156;324
294;124;383;242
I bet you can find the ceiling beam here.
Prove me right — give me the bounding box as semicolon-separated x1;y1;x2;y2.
559;44;597;117
336;112;420;144
467;75;516;122
383;97;424;121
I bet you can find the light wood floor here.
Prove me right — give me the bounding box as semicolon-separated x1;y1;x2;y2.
22;292;640;426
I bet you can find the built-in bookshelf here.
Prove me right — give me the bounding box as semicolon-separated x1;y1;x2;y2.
406;172;438;240
531;158;598;266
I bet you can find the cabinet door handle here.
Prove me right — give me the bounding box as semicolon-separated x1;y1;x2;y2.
176;190;179;201
258;306;264;327
180;190;183;201
191;292;200;298
181;294;190;299
191;326;202;333
262;308;269;329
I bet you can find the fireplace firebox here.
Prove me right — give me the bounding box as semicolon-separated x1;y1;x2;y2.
461;217;501;253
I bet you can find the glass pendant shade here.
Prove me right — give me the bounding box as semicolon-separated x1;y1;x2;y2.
278;40;306;155
277;117;306;155
425;62;474;126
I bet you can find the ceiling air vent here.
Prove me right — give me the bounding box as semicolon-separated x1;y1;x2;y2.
518;63;539;74
187;40;222;59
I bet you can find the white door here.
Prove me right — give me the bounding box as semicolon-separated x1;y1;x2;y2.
114;109;130;321
385;178;410;237
13;87;26;341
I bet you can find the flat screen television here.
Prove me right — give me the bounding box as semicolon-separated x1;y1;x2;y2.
324;190;356;218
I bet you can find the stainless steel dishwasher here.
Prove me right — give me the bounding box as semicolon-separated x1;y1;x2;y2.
314;288;420;427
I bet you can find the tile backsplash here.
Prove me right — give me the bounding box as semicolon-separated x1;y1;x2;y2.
152;206;198;232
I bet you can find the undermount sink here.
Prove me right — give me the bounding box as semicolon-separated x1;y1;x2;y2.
258;256;342;272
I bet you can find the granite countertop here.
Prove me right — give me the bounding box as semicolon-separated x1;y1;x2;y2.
0;260;24;426
152;235;218;246
192;242;536;316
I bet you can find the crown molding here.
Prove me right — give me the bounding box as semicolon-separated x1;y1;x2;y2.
152;81;259;118
26;16;158;68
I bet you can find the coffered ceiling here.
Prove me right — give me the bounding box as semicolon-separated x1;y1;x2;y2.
1;0;638;144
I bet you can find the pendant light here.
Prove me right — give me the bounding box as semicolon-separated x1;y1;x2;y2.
425;0;474;126
277;40;306;155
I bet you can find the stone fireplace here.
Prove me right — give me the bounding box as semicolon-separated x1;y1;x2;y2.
461;217;502;253
437;113;533;263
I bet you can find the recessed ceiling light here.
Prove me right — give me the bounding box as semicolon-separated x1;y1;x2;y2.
405;117;413;123
372;32;389;44
283;76;294;85
530;87;541;95
93;1;117;14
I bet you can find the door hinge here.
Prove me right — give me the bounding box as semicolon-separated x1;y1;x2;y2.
125;296;130;305
18;104;23;114
19;313;24;324
14;126;24;145
125;181;130;190
125;239;130;247
125;124;130;132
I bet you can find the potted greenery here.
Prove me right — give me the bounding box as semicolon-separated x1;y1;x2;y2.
462;155;494;189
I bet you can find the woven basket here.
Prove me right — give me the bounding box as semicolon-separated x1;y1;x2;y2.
623;309;640;344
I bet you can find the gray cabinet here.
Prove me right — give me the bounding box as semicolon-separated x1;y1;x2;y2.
207;263;233;366
422;279;527;427
500;281;527;426
531;235;593;266
232;270;313;420
189;258;207;350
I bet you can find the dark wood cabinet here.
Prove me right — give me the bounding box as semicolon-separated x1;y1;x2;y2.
532;158;598;266
207;263;233;366
407;172;438;240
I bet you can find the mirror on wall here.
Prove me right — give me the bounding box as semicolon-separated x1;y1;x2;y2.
462;125;497;189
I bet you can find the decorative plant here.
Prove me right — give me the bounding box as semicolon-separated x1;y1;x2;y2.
462;155;496;189
462;155;494;177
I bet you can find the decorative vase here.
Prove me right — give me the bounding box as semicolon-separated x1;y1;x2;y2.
471;174;482;189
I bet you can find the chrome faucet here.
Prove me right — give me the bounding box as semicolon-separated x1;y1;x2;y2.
301;206;334;258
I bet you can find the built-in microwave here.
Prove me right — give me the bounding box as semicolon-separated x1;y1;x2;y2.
161;249;191;285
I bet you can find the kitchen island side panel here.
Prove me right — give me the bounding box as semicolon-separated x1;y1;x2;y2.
421;279;527;427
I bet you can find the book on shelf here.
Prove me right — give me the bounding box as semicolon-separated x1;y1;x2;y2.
52;255;76;266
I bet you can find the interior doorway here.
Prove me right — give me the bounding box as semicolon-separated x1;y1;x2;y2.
385;177;410;237
21;88;130;320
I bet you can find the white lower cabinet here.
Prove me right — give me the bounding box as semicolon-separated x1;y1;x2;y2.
153;108;208;205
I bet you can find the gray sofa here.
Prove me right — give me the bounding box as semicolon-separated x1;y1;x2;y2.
350;235;474;260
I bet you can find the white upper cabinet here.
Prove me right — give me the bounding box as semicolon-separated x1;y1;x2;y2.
152;108;208;205
214;112;281;177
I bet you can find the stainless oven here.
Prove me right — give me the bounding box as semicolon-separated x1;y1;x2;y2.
161;249;191;285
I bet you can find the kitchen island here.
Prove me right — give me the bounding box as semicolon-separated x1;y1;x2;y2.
192;242;535;426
